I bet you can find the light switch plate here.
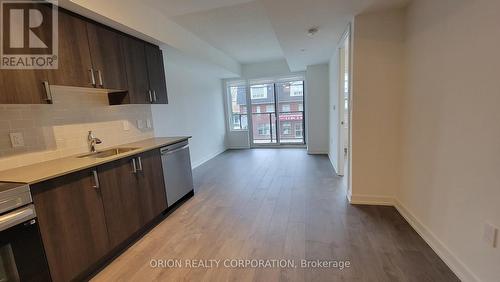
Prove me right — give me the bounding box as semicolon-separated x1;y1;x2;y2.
10;132;25;148
483;223;498;248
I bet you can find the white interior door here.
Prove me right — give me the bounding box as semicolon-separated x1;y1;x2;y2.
337;32;350;177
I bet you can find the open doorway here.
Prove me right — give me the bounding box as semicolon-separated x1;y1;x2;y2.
337;27;351;193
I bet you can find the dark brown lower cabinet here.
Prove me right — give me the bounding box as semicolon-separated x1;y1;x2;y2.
137;149;168;223
32;149;169;281
31;169;110;282
98;156;143;249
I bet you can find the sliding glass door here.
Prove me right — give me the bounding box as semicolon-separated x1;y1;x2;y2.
250;83;277;144
250;80;305;146
276;81;304;144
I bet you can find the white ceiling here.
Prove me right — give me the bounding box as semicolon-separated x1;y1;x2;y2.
143;0;410;72
172;1;284;64
143;0;255;17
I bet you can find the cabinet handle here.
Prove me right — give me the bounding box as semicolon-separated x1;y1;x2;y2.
89;68;96;86
153;90;157;102
97;70;103;87
148;90;153;103
131;158;137;174
92;170;100;189
137;157;143;171
42;81;53;103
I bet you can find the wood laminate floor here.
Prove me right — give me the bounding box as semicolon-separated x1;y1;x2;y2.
92;149;459;282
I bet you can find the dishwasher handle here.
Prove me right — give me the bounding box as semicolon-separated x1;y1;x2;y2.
161;144;189;155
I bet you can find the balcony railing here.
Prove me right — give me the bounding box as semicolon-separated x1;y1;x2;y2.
251;111;304;144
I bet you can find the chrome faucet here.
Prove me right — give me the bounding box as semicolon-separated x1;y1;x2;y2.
87;131;102;152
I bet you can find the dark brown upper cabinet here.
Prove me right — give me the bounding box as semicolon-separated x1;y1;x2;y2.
47;10;94;88
145;44;168;104
0;7;168;105
86;23;128;91
0;70;50;104
119;35;150;104
0;3;51;104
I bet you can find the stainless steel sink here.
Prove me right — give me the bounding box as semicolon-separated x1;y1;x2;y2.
77;147;139;159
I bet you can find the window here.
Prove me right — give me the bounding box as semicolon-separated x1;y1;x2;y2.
228;84;248;131
256;106;261;113
266;105;275;113
258;124;270;135
282;122;291;135
250;85;268;99
295;123;303;137
282;104;290;112
298;104;303;111
290;82;303;97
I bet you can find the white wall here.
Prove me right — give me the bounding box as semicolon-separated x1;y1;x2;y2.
399;0;500;281
241;59;292;79
350;9;405;204
152;50;227;168
305;64;330;154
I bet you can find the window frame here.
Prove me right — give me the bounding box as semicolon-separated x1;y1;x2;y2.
226;82;248;132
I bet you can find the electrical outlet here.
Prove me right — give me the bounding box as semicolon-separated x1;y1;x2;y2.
137;120;145;129
483;223;498;248
122;121;130;131
10;132;25;148
146;119;152;129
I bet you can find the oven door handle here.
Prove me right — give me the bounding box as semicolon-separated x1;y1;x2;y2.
0;204;36;232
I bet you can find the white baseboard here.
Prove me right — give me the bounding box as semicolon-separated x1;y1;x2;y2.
394;199;479;282
192;148;227;169
349;194;395;206
328;153;338;174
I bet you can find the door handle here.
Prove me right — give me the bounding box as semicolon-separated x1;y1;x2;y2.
97;70;103;87
89;68;96;86
148;90;153;103
162;144;189;155
153;90;157;102
136;157;143;171
42;81;53;103
92;170;100;190
131;158;137;174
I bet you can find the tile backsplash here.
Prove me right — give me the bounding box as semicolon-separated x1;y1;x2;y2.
0;87;154;171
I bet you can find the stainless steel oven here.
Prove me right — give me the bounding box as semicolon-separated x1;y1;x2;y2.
0;182;51;282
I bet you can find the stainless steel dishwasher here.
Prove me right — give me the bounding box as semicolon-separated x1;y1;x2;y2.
160;140;194;207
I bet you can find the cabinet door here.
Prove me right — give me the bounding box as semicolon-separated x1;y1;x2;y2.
0;70;49;104
31;169;110;282
120;36;150;104
86;23;128;90
0;3;50;104
137;149;167;223
47;10;95;88
97;156;142;249
145;44;168;104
